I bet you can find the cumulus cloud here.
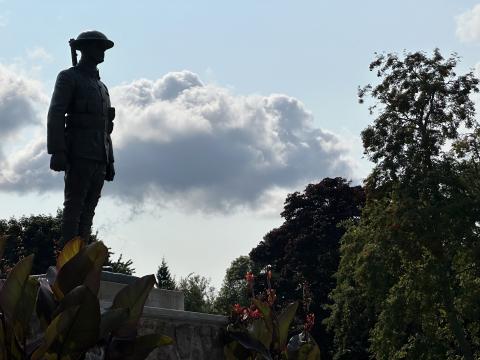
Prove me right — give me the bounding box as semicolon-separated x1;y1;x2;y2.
0;70;354;213
0;64;45;138
456;4;480;43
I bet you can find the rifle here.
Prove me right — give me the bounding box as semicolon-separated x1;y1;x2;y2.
69;38;77;66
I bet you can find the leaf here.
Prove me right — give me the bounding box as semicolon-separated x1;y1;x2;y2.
12;276;39;343
227;325;272;360
32;286;100;359
32;306;79;360
224;340;253;360
108;333;173;360
53;241;108;299
99;308;129;340
56;237;85;271
247;318;272;349
0;255;34;320
36;279;59;330
110;275;155;337
277;301;299;347
252;299;274;334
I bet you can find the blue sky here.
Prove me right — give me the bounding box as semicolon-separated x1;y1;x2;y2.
1;0;480;288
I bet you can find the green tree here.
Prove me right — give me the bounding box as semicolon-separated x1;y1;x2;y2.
178;273;216;313
106;252;135;275
214;255;252;314
0;210;135;276
327;49;480;360
249;177;365;359
156;257;176;290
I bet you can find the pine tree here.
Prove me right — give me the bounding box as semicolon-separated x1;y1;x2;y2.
156;257;176;290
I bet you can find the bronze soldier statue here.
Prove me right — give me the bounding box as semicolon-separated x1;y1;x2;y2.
47;30;115;243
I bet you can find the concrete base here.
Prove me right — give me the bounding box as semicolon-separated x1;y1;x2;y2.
99;280;184;310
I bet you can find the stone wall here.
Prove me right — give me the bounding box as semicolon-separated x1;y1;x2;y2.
98;274;228;359
139;307;228;360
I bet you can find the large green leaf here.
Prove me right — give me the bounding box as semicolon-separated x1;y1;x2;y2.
99;308;129;340
31;305;79;360
53;241;108;299
224;340;254;360
227;325;272;360
12;276;39;344
36;280;59;330
0;255;34;321
252;299;274;334
247;318;272;349
56;237;85;271
110;275;155;337
32;285;100;359
277;301;298;348
108;333;174;360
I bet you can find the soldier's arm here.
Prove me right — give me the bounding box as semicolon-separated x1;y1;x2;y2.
47;70;75;154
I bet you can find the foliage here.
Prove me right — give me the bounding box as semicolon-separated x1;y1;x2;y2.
156;257;176;290
107;252;136;275
215;256;253;315
178;273;216;313
0;210;135;276
249;177;364;357
0;236;173;359
224;268;321;360
0;211;63;275
327;49;480;360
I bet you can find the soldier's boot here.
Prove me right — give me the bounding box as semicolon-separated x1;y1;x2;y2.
78;162;106;243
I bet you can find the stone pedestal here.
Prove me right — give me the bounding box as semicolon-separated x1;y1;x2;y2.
100;271;184;310
99;272;228;360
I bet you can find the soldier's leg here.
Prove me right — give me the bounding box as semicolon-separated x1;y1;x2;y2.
78;162;107;242
63;158;97;243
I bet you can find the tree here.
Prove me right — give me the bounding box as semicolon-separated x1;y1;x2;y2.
156;257;176;290
327;50;480;360
0;210;135;276
214;255;252;314
249;177;365;358
178;273;216;313
106;252;135;275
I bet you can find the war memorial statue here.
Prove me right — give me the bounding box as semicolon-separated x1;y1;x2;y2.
47;30;115;243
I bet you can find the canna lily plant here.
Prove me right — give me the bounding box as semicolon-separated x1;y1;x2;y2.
0;235;173;360
224;267;321;360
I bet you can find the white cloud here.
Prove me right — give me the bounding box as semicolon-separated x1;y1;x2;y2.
456;4;480;43
0;64;46;145
27;47;53;63
0;70;355;213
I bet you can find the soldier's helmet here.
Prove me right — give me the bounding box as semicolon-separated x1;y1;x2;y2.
70;30;114;51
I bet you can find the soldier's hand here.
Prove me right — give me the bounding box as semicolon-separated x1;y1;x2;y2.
50;152;68;171
105;162;115;181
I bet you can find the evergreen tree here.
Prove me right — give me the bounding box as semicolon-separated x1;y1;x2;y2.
156;257;176;290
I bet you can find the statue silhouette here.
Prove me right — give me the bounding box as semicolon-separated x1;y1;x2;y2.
47;30;115;244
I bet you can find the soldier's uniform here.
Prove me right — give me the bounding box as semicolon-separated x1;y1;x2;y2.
47;31;115;243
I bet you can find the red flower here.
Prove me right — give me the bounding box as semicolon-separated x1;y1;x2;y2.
304;313;315;332
249;309;262;319
266;289;276;305
232;304;244;314
245;271;255;284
